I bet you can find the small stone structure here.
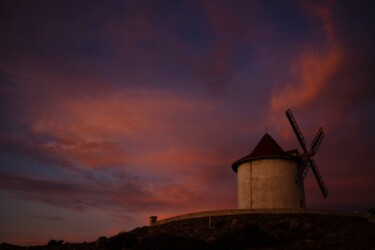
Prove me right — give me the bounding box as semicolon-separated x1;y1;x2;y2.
149;216;158;226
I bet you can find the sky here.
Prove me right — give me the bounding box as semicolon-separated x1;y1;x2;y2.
0;0;374;246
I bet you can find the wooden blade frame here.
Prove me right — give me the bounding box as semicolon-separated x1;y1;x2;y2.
286;109;308;153
311;127;324;156
308;158;328;198
285;109;328;199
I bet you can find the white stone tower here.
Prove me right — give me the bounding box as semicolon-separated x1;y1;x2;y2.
232;133;305;209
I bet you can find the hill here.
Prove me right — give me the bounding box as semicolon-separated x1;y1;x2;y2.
1;209;375;249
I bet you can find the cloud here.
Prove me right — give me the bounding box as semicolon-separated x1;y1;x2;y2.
197;1;259;96
264;1;375;213
30;215;65;222
0;134;76;170
270;47;341;114
0;165;235;226
0;170;195;213
1;1;374;246
1;74;221;169
0;61;240;228
270;3;342;115
0;172;88;211
265;2;347;144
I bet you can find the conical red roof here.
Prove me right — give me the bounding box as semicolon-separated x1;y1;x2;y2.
232;133;296;172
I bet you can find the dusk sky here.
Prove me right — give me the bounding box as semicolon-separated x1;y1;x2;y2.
1;0;374;246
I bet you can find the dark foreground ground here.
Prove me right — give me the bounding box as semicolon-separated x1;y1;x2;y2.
1;212;375;250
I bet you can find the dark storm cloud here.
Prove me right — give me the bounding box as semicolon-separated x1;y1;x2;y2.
0;134;75;170
0;170;201;213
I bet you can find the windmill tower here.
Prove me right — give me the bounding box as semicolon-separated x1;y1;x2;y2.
232;109;328;209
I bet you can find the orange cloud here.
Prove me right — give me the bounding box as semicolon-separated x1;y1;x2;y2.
271;47;341;114
267;3;344;143
17;88;221;171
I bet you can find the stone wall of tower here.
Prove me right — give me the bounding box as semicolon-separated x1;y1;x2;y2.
237;158;305;209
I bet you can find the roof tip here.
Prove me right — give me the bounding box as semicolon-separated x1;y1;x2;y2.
232;133;295;172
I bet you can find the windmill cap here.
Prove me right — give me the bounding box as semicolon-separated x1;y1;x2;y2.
232;133;299;173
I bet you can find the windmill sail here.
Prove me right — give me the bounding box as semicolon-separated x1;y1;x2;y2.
308;158;328;198
286;109;308;153
311;128;324;156
285;109;328;199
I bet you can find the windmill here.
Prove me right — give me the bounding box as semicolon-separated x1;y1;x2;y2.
285;109;328;198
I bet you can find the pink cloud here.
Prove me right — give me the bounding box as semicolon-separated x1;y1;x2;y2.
1;78;238;224
8;85;220;170
270;47;341;114
264;2;349;147
270;3;342;115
